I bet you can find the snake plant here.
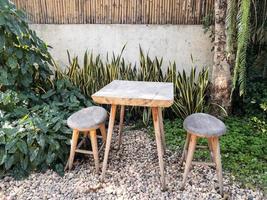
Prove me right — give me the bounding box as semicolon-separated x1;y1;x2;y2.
54;48;209;121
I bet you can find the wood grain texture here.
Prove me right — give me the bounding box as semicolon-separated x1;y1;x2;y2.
118;105;125;150
158;107;166;153
210;137;223;195
68;129;79;170
90;129;100;173
181;134;197;189
181;132;190;164
13;0;214;24
92;80;174;107
152;107;166;190
99;123;107;144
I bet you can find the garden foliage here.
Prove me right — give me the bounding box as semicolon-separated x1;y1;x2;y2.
56;47;210;122
0;0;52;91
0;81;91;178
0;0;91;178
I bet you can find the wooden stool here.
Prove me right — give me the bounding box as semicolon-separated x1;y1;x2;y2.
181;113;226;195
66;106;107;173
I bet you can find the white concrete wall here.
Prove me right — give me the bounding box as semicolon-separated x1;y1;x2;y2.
30;24;213;73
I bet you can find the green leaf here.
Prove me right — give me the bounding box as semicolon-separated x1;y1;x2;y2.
0;69;9;85
37;134;45;149
0;134;5;144
0;34;5;48
54;164;64;176
7;57;18;69
41;90;56;99
27;134;34;146
0;148;6;165
30;148;39;162
15;49;23;59
52;121;62;131
5;155;14;170
20;156;28;170
46;152;56;164
17;140;28;155
5;138;18;151
0;15;5;25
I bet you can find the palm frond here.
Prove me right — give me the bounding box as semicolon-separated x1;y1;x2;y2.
226;0;238;54
232;0;251;96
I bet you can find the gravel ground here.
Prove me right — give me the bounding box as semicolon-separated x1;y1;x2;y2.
0;127;265;200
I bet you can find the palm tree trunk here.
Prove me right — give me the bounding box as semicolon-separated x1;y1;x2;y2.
211;0;232;114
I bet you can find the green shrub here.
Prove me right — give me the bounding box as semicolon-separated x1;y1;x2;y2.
244;79;267;116
0;1;94;178
0;79;91;178
0;0;52;91
56;48;210;121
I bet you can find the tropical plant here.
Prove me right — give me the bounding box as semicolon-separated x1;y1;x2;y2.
0;0;52;92
0;1;92;178
226;0;266;97
204;0;266;114
232;0;251;96
169;67;209;119
55;48;210;122
0;79;91;178
226;0;238;64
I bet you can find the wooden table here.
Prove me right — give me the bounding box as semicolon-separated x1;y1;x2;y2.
92;80;174;190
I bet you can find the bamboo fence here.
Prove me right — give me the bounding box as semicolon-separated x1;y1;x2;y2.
13;0;214;24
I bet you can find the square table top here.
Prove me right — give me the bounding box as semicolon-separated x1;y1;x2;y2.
92;80;174;107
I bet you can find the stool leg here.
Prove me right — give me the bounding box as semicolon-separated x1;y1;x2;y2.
68;129;79;170
118;105;125;150
208;138;214;162
181;133;191;165
181;134;197;189
99;123;107;144
211;137;223;195
90;130;99;173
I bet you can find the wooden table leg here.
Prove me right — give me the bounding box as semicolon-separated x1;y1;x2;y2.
101;104;117;181
152;107;166;191
118;105;125;150
158;107;166;154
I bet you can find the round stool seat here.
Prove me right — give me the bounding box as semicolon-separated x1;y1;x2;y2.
67;106;107;130
183;113;226;137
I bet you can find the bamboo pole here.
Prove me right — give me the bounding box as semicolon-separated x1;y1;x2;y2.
13;0;213;25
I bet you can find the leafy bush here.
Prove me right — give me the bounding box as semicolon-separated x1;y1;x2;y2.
0;79;91;178
0;0;52;91
163;117;267;191
56;48;210;121
244;79;267;116
0;1;92;178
